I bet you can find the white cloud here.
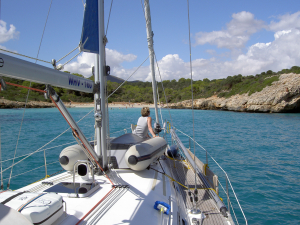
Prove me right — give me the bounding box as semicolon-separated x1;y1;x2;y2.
64;49;137;78
106;49;136;68
64;52;95;77
152;29;300;81
65;11;300;82
0;20;19;43
183;11;300;80
195;11;265;49
269;11;300;31
153;54;188;81
65;26;300;81
274;30;291;39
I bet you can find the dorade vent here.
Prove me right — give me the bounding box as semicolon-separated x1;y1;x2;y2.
78;164;88;176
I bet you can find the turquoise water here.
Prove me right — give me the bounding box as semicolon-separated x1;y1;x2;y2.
1;107;300;224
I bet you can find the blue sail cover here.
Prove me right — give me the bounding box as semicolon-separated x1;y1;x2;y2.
80;0;99;53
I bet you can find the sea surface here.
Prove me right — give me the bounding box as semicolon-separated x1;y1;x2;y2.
0;107;300;225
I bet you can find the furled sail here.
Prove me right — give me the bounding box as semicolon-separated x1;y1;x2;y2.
80;0;99;53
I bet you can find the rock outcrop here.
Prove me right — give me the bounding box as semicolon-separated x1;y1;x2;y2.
167;73;300;113
0;99;55;109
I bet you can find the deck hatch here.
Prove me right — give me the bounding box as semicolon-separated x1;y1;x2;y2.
43;182;99;198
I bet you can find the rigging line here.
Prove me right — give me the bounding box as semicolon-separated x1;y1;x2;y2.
49;96;114;185
140;0;145;16
5;84;46;188
0;48;51;64
2;161;59;181
0;141;76;164
7;86;31;189
105;0;114;36
35;0;53;63
154;53;173;127
7;0;54;189
2;108;94;174
186;0;198;204
152;55;165;126
62;51;81;66
151;63;163;124
110;127;130;135
3;83;95;183
6;82;46;93
56;45;79;63
75;187;116;225
105;76;112;167
106;55;149;99
155;81;164;125
0;119;2;190
74;137;95;163
2;125;68;174
149;167;189;190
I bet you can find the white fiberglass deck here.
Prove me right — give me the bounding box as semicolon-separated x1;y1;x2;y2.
16;156;233;225
18;164;174;225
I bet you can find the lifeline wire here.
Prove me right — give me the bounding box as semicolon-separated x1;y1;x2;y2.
175;128;248;224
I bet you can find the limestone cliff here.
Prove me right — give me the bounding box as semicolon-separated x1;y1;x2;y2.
0;99;55;109
167;73;300;113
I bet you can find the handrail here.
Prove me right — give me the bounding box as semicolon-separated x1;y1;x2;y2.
170;129;228;217
173;127;248;225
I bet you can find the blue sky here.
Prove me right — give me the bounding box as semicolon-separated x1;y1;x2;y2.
1;0;300;82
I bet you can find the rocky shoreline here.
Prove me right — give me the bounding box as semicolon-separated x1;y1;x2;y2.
167;73;300;113
1;73;299;113
0;99;55;109
0;99;155;109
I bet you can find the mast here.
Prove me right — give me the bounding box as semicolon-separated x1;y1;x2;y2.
80;0;107;169
97;0;108;169
144;0;160;128
94;55;101;157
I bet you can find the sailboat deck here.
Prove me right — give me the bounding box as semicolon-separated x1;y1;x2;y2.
17;165;173;225
162;156;233;225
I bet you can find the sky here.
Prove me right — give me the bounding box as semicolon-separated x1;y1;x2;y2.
1;0;300;82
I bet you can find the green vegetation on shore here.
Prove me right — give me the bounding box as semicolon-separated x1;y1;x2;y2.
1;66;299;104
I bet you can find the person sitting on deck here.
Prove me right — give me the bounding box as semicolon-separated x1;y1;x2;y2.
133;107;157;140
